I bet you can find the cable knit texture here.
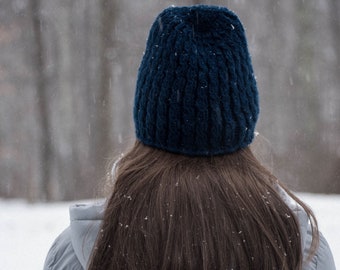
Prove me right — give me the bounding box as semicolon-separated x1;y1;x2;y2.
134;5;259;156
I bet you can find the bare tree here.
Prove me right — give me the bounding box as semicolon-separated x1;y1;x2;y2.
91;0;117;183
30;0;52;200
327;0;340;192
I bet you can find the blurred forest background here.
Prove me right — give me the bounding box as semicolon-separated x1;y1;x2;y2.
0;0;339;201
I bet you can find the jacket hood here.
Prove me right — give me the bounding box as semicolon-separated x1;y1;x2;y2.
277;187;310;252
69;200;105;268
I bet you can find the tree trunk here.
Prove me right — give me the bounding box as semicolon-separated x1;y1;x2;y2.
30;0;52;201
92;0;117;181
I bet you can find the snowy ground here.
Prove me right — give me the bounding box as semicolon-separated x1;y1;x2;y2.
1;193;339;270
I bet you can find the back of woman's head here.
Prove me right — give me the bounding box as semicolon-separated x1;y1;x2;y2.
88;5;318;269
88;141;315;270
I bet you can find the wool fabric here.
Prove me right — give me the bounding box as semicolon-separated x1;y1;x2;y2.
134;5;259;156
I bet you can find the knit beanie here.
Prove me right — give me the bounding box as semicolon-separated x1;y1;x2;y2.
134;5;259;156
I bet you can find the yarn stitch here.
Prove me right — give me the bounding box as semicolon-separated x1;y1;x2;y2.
134;5;259;156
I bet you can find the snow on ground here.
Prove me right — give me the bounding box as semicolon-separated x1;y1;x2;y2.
1;194;339;270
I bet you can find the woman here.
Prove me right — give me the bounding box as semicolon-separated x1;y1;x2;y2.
44;5;336;270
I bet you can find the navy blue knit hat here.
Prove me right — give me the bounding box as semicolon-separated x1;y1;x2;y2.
134;5;259;156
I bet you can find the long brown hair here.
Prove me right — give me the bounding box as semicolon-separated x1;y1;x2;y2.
88;141;318;270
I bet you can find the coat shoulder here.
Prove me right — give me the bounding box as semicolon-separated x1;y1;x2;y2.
43;227;84;270
303;231;336;270
278;187;336;269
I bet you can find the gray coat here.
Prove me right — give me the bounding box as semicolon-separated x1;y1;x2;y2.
43;192;336;270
